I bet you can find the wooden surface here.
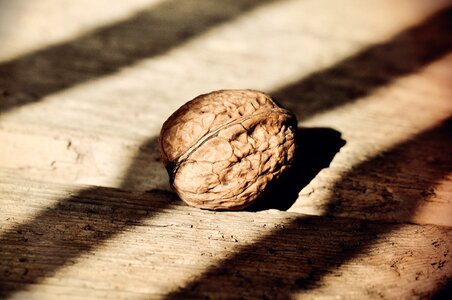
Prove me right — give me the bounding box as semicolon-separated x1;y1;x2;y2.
1;0;451;299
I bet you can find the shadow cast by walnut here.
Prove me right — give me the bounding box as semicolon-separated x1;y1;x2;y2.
249;127;346;211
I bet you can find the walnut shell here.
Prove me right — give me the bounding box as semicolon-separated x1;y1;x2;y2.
159;89;297;210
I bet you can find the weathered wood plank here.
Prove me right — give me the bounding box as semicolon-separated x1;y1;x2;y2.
0;124;167;191
0;0;165;62
1;8;451;226
1;0;452;298
0;177;451;299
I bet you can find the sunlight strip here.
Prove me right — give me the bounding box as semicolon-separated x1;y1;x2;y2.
292;54;452;217
24;31;452;300
1;0;449;192
0;0;166;62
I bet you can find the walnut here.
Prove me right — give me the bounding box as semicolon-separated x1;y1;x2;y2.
159;89;297;210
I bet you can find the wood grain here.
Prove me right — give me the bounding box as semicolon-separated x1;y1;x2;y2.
0;176;451;299
1;0;451;298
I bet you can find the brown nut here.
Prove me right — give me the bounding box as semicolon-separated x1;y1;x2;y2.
159;89;297;210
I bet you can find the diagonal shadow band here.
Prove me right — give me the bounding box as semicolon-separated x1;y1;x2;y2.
273;7;452;118
0;4;451;117
164;117;452;299
0;137;169;297
0;127;341;297
0;0;276;113
1;5;451;298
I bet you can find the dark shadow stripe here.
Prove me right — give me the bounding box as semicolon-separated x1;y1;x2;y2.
0;125;339;297
1;5;451;298
273;7;452;119
162;8;452;297
164;118;452;299
0;137;165;297
0;0;276;112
